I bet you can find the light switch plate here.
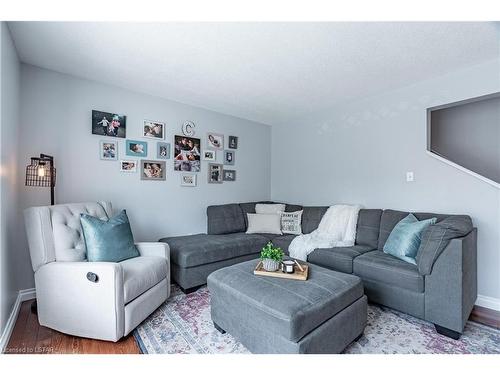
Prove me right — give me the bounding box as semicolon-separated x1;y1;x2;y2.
406;172;414;182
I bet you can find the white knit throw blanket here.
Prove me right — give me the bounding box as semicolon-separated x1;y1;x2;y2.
289;204;361;261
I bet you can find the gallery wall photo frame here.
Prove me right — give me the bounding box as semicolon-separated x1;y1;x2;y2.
202;150;216;161
143;120;165;140
141;160;166;181
228;136;238;149
223;169;236;182
173;135;201;172
181;173;197;187
206;132;224;151
208;163;223;184
100;140;118;161
223;150;235;165
92;110;126;138
120;160;138;173
126;139;148;157
157;142;171;159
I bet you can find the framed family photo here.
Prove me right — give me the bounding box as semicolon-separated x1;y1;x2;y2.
228;136;238;149
157;142;170;159
180;173;197;187
143;120;165;140
223;169;236;181
207;132;224;150
126;140;148;157
120;160;138;172
174;135;201;172
223;150;235;165
100;140;118;160
92;110;126;138
208;163;223;184
141;160;166;181
202;150;216;161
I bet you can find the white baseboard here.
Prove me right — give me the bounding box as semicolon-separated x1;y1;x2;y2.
0;288;36;353
475;294;500;312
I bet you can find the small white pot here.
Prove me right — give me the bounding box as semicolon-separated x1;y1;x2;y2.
262;258;280;272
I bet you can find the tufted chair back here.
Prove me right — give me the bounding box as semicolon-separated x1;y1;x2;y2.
24;202;113;272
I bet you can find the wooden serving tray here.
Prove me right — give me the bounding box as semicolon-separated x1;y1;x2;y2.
254;260;309;281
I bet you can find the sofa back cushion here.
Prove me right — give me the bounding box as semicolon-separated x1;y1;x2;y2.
355;209;383;248
378;209;453;250
207;204;246;234
301;206;329;234
239;201;303;229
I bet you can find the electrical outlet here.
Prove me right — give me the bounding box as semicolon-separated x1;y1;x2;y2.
406;172;414;182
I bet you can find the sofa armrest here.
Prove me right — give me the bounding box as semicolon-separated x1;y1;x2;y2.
136;242;170;261
136;242;171;296
424;228;477;333
35;261;124;341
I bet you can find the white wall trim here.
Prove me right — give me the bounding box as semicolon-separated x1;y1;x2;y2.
426;150;500;189
0;288;36;353
476;294;500;312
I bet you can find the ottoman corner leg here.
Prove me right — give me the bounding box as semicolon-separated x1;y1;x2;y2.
214;322;226;334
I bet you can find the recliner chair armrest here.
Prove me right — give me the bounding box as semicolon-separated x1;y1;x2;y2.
136;242;170;262
35;261;125;341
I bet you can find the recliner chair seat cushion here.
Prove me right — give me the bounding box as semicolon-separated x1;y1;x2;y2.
308;245;374;274
121;256;168;304
160;233;268;268
353;250;424;292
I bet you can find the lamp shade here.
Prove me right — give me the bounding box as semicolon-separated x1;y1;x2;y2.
25;157;56;187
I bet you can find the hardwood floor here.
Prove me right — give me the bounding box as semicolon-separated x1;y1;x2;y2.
470;305;500;329
5;299;499;354
5;299;140;354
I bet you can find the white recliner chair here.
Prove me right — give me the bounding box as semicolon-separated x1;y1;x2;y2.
24;202;170;342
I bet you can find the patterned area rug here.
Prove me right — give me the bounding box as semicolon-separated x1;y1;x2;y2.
134;285;500;354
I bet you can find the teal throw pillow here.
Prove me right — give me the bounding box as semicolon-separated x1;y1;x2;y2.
383;214;437;265
80;209;139;262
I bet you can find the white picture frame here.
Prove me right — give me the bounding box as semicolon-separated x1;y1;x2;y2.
181;173;197;187
119;160;138;173
143;120;165;140
202;150;216;161
206;132;224;150
100;140;118;161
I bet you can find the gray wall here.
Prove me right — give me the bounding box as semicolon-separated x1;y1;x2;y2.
16;64;271;290
430;95;500;183
0;23;21;334
271;59;500;306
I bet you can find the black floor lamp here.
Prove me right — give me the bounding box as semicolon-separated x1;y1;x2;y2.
25;154;56;314
25;154;56;205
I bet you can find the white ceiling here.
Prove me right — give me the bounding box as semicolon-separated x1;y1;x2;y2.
8;22;499;126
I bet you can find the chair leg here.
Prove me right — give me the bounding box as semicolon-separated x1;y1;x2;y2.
214;322;226;334
434;324;461;340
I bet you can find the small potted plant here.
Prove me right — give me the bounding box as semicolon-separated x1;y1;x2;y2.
260;242;284;272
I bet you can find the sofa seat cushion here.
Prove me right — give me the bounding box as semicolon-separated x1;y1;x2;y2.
121;256;167;304
208;259;364;342
353;250;424;292
308;245;374;274
160;233;267;268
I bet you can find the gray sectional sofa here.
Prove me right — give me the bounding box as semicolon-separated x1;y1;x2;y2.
160;201;477;339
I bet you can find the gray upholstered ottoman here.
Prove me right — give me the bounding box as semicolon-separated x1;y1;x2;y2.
207;259;367;354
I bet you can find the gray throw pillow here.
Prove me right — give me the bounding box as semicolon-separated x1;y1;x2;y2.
416;215;473;275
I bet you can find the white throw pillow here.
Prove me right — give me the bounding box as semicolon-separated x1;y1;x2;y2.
246;213;282;235
255;203;286;215
281;210;303;235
